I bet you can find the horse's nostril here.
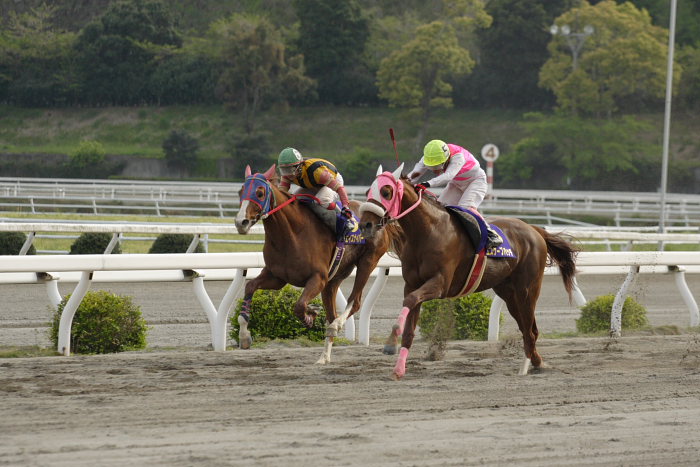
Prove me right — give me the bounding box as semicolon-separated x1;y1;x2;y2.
242;219;249;226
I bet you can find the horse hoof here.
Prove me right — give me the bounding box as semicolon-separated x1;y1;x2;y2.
390;371;404;381
239;333;252;350
307;304;321;318
383;344;397;355
518;357;531;376
315;357;329;365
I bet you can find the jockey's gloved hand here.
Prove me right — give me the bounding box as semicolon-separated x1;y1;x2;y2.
415;182;430;191
341;206;354;219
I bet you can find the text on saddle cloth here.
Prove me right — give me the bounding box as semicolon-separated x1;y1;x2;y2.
298;198;365;245
445;205;516;259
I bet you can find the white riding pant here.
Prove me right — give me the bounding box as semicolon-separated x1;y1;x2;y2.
438;176;488;212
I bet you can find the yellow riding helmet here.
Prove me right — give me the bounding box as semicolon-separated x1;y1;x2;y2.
423;140;450;167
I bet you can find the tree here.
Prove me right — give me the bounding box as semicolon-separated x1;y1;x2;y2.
677;45;700;112
206;14;315;135
540;0;679;117
73;0;182;105
454;0;577;109
498;112;658;190
294;0;374;105
0;4;78;106
162;129;200;176
376;21;475;149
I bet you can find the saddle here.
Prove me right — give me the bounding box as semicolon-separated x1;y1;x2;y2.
445;206;515;259
301;200;364;245
300;200;364;281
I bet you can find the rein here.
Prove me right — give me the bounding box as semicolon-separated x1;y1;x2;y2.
261;193;322;219
394;187;422;220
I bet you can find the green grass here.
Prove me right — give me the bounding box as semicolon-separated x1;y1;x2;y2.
0;105;527;163
0;346;60;358
1;212;263;253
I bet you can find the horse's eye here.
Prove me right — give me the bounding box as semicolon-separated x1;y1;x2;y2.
256;187;265;200
380;186;393;200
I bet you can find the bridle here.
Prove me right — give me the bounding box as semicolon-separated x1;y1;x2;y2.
240;173;323;223
361;165;422;228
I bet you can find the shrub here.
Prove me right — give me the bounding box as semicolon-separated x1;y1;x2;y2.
148;234;204;253
163;129;200;174
49;290;148;354
230;285;326;342
576;294;649;333
418;293;499;341
69;232;122;254
0;232;36;255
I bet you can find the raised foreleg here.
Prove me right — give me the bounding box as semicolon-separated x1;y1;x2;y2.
238;268;286;349
294;273;327;328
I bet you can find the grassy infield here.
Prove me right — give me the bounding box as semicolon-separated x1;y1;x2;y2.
1;105;698;356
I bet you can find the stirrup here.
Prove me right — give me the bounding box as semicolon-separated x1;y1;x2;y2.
487;228;503;247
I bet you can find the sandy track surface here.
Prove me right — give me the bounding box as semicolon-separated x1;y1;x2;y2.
3;333;700;466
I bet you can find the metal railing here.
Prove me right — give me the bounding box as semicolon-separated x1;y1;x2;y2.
2;177;700;226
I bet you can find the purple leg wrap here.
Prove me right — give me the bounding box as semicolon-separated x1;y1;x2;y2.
240;294;253;322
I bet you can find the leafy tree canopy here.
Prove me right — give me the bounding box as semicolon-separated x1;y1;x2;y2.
206;13;315;134
540;0;678;117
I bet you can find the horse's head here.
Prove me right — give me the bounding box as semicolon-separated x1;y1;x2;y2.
359;163;408;239
235;164;277;234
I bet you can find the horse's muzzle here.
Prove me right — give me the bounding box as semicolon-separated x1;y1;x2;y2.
235;218;251;234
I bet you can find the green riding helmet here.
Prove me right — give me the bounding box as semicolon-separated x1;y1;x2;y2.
278;147;303;169
423;140;450;167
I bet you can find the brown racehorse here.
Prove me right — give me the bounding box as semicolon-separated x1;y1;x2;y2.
235;164;403;364
359;164;579;379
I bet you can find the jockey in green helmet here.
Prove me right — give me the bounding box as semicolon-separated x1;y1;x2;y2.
409;139;502;247
277;147;357;237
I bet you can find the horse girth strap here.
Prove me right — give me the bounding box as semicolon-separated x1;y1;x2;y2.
454;249;488;298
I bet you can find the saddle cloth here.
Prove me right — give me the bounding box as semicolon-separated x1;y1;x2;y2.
445;205;516;259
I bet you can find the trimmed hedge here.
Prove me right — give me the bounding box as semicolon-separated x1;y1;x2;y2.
69;232;122;254
419;293;500;341
49;290;148;354
149;233;204;253
230;285;326;342
576;294;649;333
0;232;36;255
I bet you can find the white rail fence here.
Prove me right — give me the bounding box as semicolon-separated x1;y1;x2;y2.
1;249;699;355
1;220;699;256
3;177;700;226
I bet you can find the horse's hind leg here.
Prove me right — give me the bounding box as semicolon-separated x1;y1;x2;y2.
495;283;544;375
317;282;341;365
238;268;286;349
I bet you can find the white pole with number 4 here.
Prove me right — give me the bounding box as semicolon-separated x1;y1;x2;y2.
480;144;500;196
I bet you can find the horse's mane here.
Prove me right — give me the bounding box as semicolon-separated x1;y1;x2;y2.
399;174;443;210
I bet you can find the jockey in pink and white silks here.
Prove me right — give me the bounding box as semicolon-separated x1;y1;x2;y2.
409;139;502;247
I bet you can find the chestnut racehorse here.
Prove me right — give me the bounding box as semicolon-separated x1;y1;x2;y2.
235;164;402;364
359;164;579;379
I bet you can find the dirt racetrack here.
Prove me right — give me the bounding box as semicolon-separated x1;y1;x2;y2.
3;332;700;466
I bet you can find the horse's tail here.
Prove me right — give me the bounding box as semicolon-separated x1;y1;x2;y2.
533;226;580;302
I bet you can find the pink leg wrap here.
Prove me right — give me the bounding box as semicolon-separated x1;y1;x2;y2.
394;307;410;336
393;347;409;378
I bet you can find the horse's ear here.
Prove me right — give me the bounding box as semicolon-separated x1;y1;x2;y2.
245;165;252;177
263;164;276;180
392;162;404;180
376;165;383;176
